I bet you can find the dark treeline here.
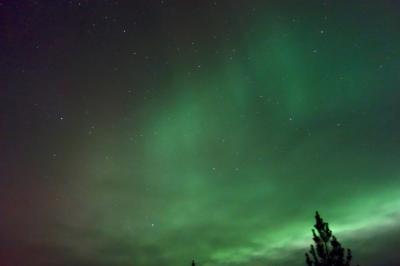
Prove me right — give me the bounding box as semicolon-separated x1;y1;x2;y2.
305;212;359;266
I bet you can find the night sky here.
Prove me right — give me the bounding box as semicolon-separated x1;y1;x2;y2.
2;1;400;266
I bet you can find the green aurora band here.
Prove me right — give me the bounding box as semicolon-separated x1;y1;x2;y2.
37;2;400;266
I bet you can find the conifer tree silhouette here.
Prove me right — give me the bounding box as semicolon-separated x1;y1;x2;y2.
305;211;359;266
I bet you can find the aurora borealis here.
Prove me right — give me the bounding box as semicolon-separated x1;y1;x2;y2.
2;1;400;265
